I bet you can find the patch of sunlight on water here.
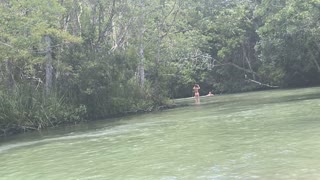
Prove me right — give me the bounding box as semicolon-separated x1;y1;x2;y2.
1;87;320;179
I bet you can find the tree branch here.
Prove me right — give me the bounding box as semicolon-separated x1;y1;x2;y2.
0;41;13;48
228;62;259;76
246;78;279;88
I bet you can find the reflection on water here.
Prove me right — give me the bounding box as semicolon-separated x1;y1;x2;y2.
1;87;320;179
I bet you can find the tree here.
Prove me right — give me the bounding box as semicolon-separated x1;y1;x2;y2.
256;0;320;87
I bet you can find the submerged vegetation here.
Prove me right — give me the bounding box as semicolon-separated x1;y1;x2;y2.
0;0;320;135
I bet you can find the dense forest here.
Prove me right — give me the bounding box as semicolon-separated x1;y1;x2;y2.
1;0;319;135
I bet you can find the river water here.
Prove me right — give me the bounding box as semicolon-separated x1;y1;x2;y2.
1;87;320;179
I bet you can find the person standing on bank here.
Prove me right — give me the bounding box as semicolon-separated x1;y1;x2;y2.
193;84;201;104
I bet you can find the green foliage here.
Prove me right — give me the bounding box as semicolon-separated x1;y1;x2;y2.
0;85;86;136
256;0;320;87
1;0;320;135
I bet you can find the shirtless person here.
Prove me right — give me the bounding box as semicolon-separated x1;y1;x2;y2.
206;91;214;96
193;84;200;104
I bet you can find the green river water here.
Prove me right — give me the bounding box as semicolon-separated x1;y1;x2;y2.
1;87;320;179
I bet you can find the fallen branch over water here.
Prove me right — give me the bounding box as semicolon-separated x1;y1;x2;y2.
246;78;279;88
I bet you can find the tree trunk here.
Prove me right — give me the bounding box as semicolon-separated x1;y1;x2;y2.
5;59;15;93
111;14;117;50
44;35;53;95
69;0;83;36
138;44;145;88
311;41;320;72
111;0;118;50
243;43;255;80
138;0;145;89
153;20;163;103
97;0;116;45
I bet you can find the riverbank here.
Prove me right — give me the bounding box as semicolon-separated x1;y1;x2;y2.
0;99;189;137
3;86;319;138
0;92;258;137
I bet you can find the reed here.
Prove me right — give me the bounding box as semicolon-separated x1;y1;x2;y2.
0;85;86;136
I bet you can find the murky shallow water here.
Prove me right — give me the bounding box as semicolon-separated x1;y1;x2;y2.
1;87;320;179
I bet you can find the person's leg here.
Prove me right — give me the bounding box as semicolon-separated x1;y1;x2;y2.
195;94;200;104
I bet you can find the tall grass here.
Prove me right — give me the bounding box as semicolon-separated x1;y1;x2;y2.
0;85;86;136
